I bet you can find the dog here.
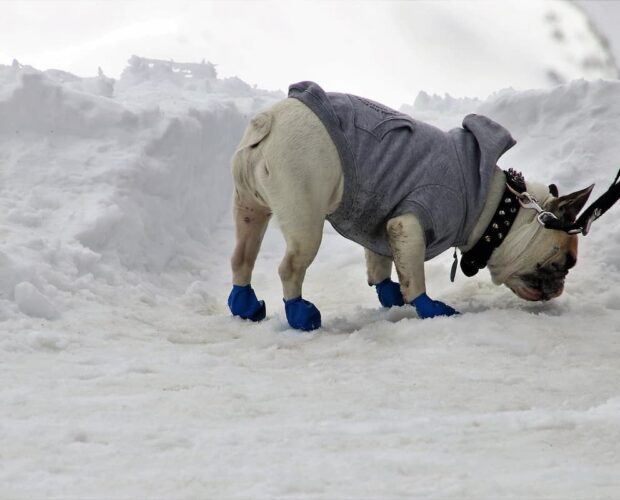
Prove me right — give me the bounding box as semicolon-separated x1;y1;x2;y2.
227;81;593;330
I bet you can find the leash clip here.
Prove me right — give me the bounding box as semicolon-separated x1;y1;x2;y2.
536;210;560;228
512;190;560;228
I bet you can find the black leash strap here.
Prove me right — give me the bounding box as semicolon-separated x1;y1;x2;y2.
571;168;620;235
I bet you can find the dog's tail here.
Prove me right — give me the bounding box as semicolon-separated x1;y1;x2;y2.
231;111;273;207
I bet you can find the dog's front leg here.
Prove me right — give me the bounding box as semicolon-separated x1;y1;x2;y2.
364;249;404;307
387;214;458;318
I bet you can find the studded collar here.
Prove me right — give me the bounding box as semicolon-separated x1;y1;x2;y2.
459;169;526;277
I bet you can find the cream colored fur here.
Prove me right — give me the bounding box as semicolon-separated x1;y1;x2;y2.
231;99;343;299
231;98;580;304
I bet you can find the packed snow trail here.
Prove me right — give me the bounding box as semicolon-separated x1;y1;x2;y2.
3;219;620;499
1;59;619;498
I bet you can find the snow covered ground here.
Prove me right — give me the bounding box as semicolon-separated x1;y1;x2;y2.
1;58;619;498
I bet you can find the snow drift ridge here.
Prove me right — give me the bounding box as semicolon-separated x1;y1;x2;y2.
0;57;281;319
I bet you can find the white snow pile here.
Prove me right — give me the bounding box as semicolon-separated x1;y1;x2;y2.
0;56;281;320
1;59;619;499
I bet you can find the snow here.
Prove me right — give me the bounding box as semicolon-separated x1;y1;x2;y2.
1;57;619;498
14;281;59;320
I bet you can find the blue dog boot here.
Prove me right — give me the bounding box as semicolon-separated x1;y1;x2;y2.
283;297;321;331
412;292;459;319
374;278;405;308
228;284;266;321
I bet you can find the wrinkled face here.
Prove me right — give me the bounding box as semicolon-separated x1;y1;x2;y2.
505;233;578;301
490;181;593;302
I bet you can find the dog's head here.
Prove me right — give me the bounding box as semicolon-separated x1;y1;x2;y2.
488;182;593;301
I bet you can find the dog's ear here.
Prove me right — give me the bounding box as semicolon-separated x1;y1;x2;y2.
548;183;559;197
550;184;594;222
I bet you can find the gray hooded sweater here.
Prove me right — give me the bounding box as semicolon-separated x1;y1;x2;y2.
288;81;516;260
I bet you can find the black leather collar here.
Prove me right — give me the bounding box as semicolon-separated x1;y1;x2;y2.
460;169;526;277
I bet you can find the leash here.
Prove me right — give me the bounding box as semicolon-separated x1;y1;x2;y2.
508;167;620;236
571;168;620;235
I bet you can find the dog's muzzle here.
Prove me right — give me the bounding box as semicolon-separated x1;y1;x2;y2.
515;253;576;301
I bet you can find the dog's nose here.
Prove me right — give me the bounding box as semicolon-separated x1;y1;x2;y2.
565;252;577;270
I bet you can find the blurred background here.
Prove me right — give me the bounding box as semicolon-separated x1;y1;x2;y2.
1;0;618;107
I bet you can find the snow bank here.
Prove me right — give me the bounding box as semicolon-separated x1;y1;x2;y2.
0;57;281;319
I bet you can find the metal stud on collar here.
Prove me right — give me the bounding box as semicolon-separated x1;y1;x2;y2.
459;169;528;279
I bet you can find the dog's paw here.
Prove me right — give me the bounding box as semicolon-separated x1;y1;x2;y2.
228;284;266;321
283;297;321;331
375;278;405;308
412;293;459;319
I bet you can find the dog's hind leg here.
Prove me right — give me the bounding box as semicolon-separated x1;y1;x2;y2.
387;213;458;318
231;195;271;286
365;249;404;307
228;110;275;322
228;193;271;322
253;99;341;330
259;163;326;330
263;157;334;330
275;210;324;331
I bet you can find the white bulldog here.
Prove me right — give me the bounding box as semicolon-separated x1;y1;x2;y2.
227;93;592;331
